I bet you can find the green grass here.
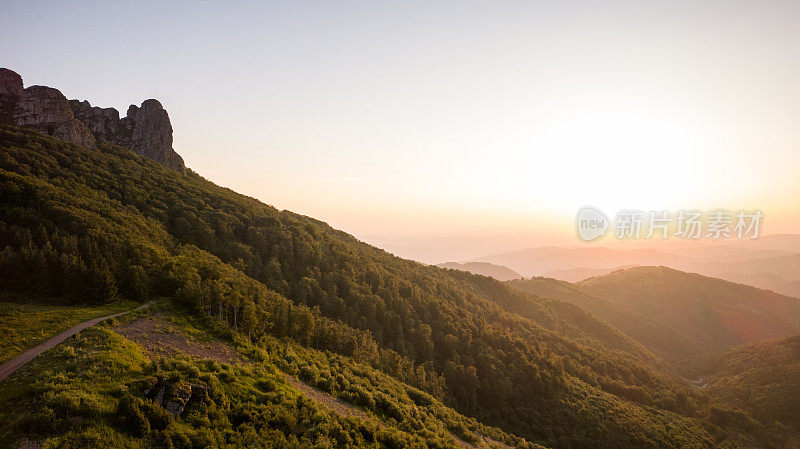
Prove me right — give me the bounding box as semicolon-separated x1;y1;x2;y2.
0;303;539;448
0;297;139;364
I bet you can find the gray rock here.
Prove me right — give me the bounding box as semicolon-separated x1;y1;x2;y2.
0;68;22;97
0;68;23;125
13;85;96;149
70;100;120;142
120;99;185;172
1;67;186;172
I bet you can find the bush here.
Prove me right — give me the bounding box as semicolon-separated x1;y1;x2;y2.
118;395;150;437
141;399;173;431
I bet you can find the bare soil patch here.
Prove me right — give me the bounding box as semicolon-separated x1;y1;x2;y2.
111;315;241;364
283;373;375;421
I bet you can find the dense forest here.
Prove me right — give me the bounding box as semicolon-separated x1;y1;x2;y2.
695;335;800;432
0;126;794;448
507;269;800;370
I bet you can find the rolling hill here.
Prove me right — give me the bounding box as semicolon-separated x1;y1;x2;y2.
474;243;800;297
510;267;800;365
577;267;800;358
507;276;697;364
544;265;639;282
690;254;800;298
435;262;522;281
473;247;681;278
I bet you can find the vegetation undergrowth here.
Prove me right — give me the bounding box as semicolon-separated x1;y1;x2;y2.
0;295;137;364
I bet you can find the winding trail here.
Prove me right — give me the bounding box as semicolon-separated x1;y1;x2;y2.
0;301;151;382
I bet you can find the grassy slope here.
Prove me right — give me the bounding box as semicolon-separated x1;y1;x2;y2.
0;297;137;363
0;302;542;449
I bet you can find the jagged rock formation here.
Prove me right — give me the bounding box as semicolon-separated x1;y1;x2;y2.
0;68;185;172
70;99;120;142
13;85;97;149
120;100;184;170
0;69;24;125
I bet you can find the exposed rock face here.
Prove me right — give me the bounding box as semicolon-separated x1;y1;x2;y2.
0;68;23;125
119;99;185;171
70;99;120;142
0;68;22;97
13;86;97;149
0;68;185;172
142;377;210;417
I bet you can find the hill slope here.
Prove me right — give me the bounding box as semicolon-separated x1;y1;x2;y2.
436;262;522;281
0;126;786;448
0;302;539;448
695;335;800;431
689;254;800;298
507;276;697;364
577;267;800;358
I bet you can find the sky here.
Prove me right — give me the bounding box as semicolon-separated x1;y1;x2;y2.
3;1;800;262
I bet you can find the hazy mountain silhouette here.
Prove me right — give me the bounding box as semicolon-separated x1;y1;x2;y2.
435;261;522;281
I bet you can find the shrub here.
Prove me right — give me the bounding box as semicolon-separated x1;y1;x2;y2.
118;395;150;437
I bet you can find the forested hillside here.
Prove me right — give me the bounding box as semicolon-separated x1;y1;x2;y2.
510;268;800;367
0;126;789;448
694;335;800;432
0;301;543;449
577;267;800;358
507;276;696;364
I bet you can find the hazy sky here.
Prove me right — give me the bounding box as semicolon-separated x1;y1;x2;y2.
3;1;800;261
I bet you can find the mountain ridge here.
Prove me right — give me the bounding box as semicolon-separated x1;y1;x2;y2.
435;261;522;281
0;67;184;171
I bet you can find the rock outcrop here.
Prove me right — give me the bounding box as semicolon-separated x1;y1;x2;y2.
119;99;185;171
13;85;97;149
141;377;210;417
0;68;185;172
0;68;23;125
70;99;120;142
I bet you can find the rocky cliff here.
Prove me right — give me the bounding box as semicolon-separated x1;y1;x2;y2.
0;68;185;172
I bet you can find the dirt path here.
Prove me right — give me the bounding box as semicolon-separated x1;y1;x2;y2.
0;302;151;382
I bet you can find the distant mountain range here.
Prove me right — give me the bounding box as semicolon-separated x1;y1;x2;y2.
435;261;522;281
471;237;800;297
